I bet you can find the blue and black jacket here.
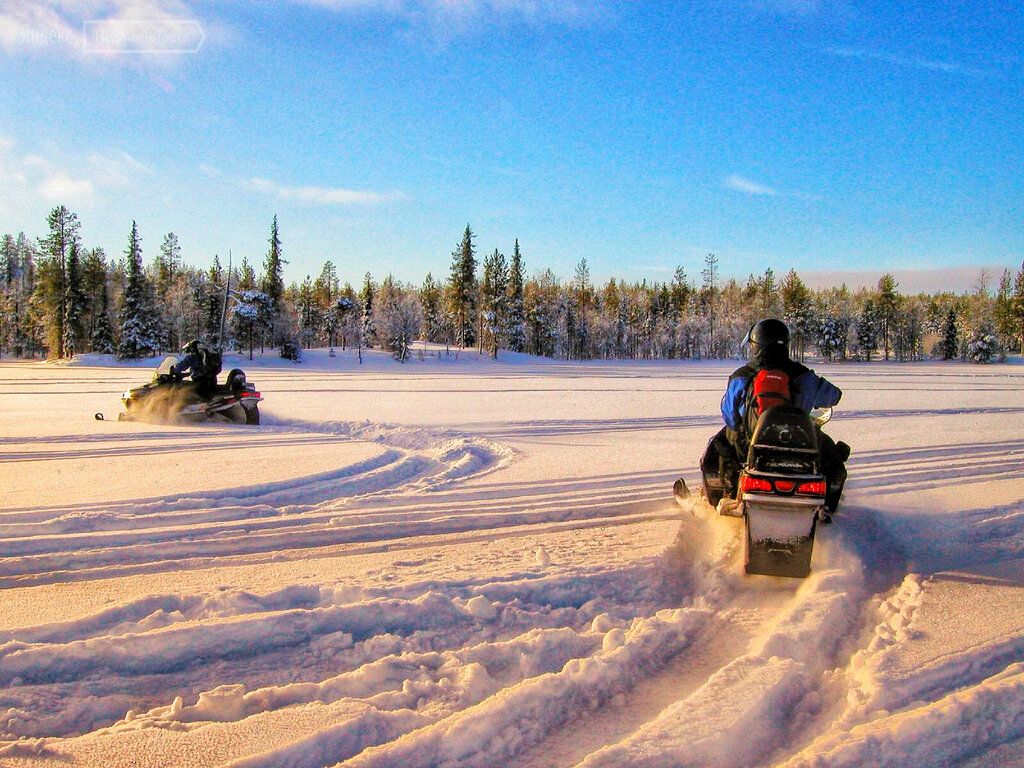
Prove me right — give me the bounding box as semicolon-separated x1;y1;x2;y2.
721;358;842;434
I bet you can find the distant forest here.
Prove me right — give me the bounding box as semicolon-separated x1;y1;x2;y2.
2;205;1023;364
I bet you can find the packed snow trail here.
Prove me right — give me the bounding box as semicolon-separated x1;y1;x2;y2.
1;353;1023;766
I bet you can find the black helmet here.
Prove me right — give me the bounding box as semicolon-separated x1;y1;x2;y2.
181;339;200;355
746;318;790;366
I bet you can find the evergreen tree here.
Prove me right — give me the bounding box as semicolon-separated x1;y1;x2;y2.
237;255;257;291
447;224;477;348
117;221;160;359
261;215;286;343
420;272;443;343
506;239;526;353
157;232;181;295
61;240;87;357
481;249;509;359
856;299;879;361
939;307;960;360
90;274;116;355
37;206;81;358
1012;262;1024;355
204;255;226;345
993;269;1014;347
573;258;592;359
876;273;901;361
359;272;376;346
2;234;16;287
701;253;719;356
780;269;813;361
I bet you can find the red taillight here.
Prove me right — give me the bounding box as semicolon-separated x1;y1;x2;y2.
796;480;826;496
739;475;773;494
774;480;795;493
240;391;261;398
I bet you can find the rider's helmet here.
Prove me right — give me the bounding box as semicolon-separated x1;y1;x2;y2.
746;318;790;367
181;339;200;356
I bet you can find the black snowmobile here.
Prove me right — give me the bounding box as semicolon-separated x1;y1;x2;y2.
98;355;263;424
675;405;839;578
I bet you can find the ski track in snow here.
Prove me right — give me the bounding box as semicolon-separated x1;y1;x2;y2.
1;356;1023;767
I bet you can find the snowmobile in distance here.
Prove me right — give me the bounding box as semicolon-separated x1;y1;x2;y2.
675;405;836;578
96;355;263;425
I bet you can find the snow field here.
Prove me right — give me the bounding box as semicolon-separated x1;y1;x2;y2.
1;353;1023;766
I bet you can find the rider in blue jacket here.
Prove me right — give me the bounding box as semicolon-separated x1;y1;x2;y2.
710;319;849;514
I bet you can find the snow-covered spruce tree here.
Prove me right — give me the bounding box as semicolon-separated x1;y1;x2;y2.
1012;262;1024;356
815;315;845;363
373;276;421;362
447;224;477;349
203;256;226;347
966;325;1002;364
481;249;508;359
506;240;526;353
61;240;87;357
117;221;160;359
230;290;273;360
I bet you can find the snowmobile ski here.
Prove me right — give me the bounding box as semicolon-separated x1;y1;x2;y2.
672;477;690;500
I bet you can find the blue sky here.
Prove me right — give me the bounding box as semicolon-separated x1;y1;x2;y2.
0;1;1021;291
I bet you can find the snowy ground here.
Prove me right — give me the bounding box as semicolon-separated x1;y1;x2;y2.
0;347;1022;767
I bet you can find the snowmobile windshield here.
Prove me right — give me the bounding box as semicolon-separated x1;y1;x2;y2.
155;356;181;377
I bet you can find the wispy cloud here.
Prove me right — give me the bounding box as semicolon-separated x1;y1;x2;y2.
246;177;405;205
825;46;980;76
289;0;609;39
0;138;152;212
724;174;778;196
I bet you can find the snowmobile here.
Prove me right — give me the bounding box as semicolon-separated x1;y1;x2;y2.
674;405;837;578
96;356;263;424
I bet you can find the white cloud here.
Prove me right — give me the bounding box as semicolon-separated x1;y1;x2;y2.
245;176;406;206
724;174;778;196
87;150;151;187
0;137;146;208
37;172;96;203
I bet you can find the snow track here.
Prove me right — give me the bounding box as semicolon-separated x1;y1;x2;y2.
2;357;1024;766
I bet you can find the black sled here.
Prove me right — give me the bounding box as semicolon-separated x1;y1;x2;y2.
105;355;263;425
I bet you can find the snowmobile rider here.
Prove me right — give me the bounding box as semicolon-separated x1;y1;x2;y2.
172;339;219;397
713;318;850;514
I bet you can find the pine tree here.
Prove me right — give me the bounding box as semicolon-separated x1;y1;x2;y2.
780;269;813;361
876;274;901;361
420;272;443;343
204;255;226;345
261;215;286;344
936;307;959;360
237;255;257;291
447;224;477;348
359;272;375;346
37;206;81;358
157;232;181;295
573;258;592;360
117;221;160;359
856;299;879;361
506;239;526;353
481;249;509;359
701;253;719;357
61;240;87;357
1012;262;1024;356
90;274;116;355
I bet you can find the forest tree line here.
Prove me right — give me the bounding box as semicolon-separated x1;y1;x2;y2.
3;206;1023;365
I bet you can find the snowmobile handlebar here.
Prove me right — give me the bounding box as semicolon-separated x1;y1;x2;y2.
810;407;833;426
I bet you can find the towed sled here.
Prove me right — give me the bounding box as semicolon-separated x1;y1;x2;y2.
97;355;263;425
676;406;838;578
